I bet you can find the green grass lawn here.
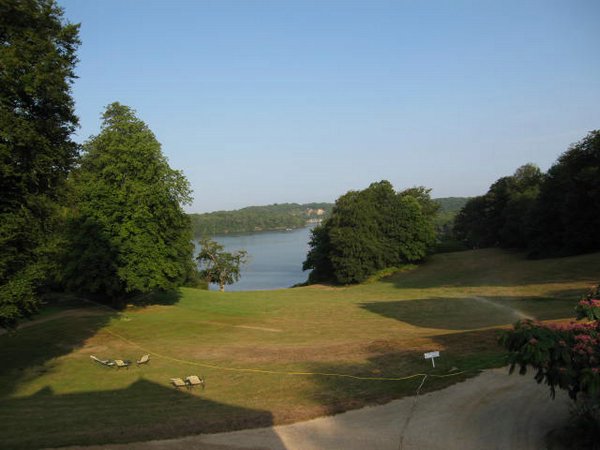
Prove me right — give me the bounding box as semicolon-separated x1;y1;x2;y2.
0;248;598;449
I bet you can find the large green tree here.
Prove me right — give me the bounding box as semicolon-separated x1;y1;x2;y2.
63;103;194;302
455;132;600;258
454;163;543;249
0;0;80;329
528;131;600;257
304;181;437;284
196;238;247;292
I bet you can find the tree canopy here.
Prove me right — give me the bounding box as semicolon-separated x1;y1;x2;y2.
303;181;437;284
454;163;544;250
454;131;600;259
196;238;248;292
528;131;600;257
0;0;80;329
63;103;194;302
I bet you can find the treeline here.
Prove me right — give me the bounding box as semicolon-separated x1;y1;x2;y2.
189;203;332;236
454;130;600;258
0;2;195;329
433;197;470;236
190;198;466;237
303;182;438;284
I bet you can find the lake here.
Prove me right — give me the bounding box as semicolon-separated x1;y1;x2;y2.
198;226;314;291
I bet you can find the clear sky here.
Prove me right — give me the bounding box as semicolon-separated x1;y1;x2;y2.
59;0;600;213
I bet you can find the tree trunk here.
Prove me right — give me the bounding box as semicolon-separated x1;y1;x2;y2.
219;283;225;292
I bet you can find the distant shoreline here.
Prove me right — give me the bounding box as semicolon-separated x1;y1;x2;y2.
196;223;316;239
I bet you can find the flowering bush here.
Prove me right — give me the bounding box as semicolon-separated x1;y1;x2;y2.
576;284;600;321
500;284;600;401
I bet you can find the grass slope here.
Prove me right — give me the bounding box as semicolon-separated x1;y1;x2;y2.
0;248;598;449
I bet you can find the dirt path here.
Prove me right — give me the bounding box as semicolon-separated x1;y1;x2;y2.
64;368;571;450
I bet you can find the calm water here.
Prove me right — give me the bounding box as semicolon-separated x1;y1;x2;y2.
197;227;313;291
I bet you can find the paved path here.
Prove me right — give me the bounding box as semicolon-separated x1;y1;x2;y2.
67;368;571;450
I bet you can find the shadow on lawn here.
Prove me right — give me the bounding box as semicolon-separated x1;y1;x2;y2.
0;288;186;400
0;378;281;450
360;293;578;330
380;249;599;289
127;289;183;307
0;311;117;399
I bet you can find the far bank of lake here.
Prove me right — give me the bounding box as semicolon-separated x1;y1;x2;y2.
198;226;313;291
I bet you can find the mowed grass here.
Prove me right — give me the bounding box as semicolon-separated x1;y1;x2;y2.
0;248;598;449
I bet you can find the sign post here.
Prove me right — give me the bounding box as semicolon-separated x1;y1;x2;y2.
423;351;440;368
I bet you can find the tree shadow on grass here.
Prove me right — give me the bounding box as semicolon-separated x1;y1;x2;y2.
360;294;578;330
127;289;183;307
0;310;116;399
0;378;281;450
380;249;599;289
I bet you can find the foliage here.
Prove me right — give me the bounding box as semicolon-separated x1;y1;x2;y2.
196;238;248;291
190;199;465;241
63;103;194;302
455;131;600;260
528;130;600;258
576;285;600;322
454;163;543;249
433;197;471;239
0;0;80;329
501;284;600;405
302;224;335;283
303;181;437;284
435;197;472;214
454;196;490;249
189;202;332;236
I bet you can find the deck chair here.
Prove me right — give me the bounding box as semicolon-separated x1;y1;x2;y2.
185;375;205;390
114;359;131;369
90;355;115;367
90;355;108;365
170;378;186;389
137;354;150;366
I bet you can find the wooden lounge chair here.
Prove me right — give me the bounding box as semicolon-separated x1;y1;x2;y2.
114;359;131;369
170;378;186;389
90;355;115;367
90;355;108;365
185;375;205;390
136;354;150;366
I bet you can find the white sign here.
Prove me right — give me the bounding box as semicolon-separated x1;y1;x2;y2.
424;351;440;367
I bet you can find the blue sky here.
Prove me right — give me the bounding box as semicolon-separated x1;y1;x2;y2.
59;0;600;213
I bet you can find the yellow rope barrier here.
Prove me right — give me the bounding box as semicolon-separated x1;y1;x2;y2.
103;328;468;382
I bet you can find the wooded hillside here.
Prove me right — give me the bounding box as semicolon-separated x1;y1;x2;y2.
189;198;469;237
189;203;333;236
